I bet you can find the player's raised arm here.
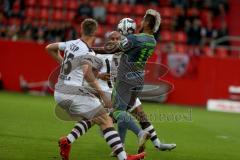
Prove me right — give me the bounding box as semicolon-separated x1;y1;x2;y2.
92;31;123;54
91;42;119;54
91;46;107;54
45;42;64;64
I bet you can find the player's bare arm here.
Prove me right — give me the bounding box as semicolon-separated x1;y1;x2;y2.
98;73;110;81
92;40;121;54
91;46;106;54
45;43;63;64
82;63;112;108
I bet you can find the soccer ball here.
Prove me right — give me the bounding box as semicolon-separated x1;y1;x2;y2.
117;18;136;36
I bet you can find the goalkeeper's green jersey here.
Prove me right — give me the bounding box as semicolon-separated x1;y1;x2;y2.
116;33;156;83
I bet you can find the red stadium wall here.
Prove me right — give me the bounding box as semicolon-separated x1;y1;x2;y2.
0;40;58;91
1;40;240;106
164;57;240;106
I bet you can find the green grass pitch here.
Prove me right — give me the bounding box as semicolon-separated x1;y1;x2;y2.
0;91;240;160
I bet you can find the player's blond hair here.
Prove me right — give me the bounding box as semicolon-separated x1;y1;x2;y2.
81;18;98;36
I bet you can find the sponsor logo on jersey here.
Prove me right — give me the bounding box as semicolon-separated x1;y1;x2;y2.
70;43;79;52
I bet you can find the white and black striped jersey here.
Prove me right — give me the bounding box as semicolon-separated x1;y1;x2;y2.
55;39;102;95
96;53;122;91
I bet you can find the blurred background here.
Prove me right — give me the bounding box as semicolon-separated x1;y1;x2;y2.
0;2;240;159
0;0;240;111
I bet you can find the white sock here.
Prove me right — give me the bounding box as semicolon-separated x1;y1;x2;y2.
153;138;161;148
66;134;75;143
117;151;127;160
138;130;146;137
66;120;92;144
103;127;127;160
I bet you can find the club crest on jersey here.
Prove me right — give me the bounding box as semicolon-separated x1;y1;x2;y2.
70;43;79;52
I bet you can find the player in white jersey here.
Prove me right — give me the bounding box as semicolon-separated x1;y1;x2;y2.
45;18;145;160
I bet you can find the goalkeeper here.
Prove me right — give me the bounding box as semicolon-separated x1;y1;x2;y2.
94;9;175;153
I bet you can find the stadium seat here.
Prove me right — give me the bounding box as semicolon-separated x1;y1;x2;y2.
157;42;167;52
148;4;159;11
216;47;228;58
135;5;146;16
187;8;199;17
104;25;114;33
174;32;187;43
187;45;201;56
160;18;173;29
52;10;64;21
159;0;171;6
32;19;40;27
52;0;64;9
25;0;37;7
106;14;119;26
8;18;21;26
202;46;213;56
39;19;47;27
160;7;173;18
12;1;20;12
66;0;78;10
25;7;36;19
200;10;212;27
118;15;125;22
121;4;132;15
160;31;173;42
39;9;50;20
107;3;118;14
66;11;76;21
175;44;187;53
96;25;104;37
73;24;80;35
174;6;183;17
39;0;51;8
135;16;142;26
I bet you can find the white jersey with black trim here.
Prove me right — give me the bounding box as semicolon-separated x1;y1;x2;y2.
96;53;121;91
57;39;95;87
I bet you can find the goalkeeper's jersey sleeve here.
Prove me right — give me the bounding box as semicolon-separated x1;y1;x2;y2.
119;33;156;65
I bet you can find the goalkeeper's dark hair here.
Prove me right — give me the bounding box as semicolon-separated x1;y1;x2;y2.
144;14;156;31
81;18;98;36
